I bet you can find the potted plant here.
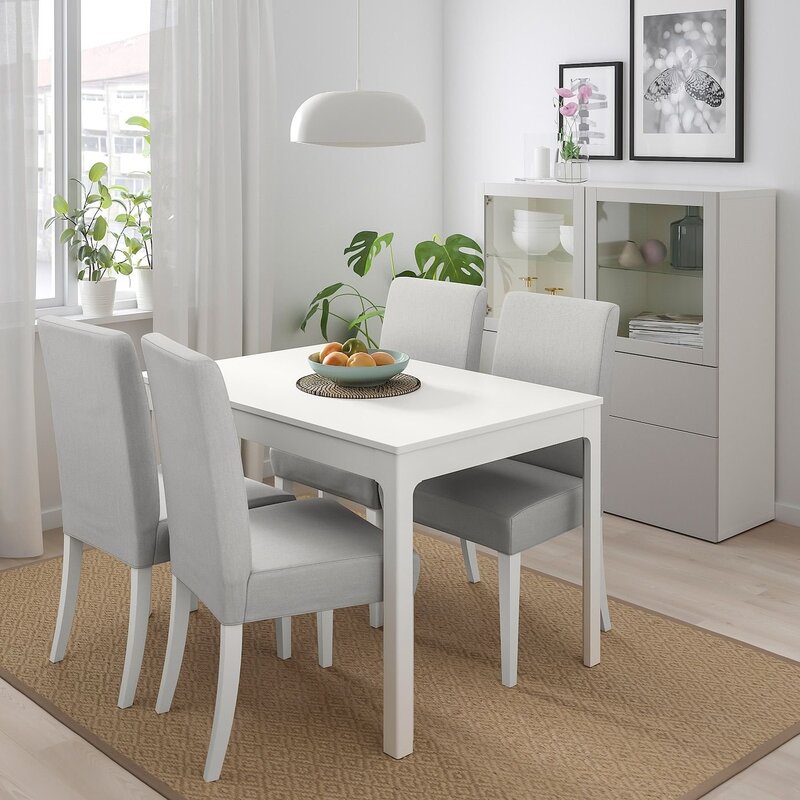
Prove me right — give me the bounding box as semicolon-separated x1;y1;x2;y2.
554;85;591;183
302;230;485;343
45;162;133;316
121;116;154;310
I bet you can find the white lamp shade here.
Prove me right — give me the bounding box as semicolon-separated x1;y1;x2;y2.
290;90;426;147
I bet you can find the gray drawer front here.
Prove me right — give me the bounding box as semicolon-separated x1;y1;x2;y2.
609;353;718;436
604;416;719;541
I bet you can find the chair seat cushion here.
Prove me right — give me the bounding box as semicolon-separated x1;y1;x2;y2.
245;499;392;622
270;449;381;508
414;459;582;556
155;474;295;565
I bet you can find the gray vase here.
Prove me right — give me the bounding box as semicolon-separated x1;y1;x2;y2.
670;207;704;270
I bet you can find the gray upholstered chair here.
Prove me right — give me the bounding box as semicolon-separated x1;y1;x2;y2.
271;276;488;629
413;292;619;688
38;317;294;710
142;333;418;783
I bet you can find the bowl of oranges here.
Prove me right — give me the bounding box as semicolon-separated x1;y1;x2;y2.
308;339;409;387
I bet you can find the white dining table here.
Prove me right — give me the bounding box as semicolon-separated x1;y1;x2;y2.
216;345;605;760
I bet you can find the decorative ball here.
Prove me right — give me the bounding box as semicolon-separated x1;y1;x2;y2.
618;240;644;268
640;238;668;265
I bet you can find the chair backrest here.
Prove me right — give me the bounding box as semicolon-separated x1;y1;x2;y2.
492;292;620;477
38;317;160;567
141;333;251;625
379;277;488;370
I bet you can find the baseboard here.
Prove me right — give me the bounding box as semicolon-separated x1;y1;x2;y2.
775;501;800;528
41;507;62;532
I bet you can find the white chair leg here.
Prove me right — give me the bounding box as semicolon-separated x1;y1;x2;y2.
189;592;199;613
498;553;521;688
156;575;192;714
369;602;384;629
275;617;291;659
203;624;243;783
365;507;383;528
118;567;153;709
273;475;289;492
50;534;83;663
600;557;612;632
461;538;481;583
317;610;333;668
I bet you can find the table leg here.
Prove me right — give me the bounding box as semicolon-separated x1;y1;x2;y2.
583;407;602;667
381;471;415;759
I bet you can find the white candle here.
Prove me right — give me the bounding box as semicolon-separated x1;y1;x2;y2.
533;146;551;180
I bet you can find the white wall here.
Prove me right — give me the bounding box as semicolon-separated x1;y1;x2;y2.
442;0;800;524
270;0;443;349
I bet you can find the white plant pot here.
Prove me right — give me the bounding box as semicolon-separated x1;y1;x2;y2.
133;269;154;311
79;277;117;317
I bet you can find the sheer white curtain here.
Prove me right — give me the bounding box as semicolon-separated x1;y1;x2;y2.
150;0;276;477
0;0;43;557
149;0;276;361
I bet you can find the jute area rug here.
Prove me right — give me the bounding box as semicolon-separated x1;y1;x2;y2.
0;533;799;800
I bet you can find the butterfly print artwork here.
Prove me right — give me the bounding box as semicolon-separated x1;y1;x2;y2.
645;48;725;108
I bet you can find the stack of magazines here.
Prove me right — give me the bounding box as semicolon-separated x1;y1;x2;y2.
628;312;704;348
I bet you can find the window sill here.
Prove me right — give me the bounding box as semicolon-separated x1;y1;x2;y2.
35;307;154;327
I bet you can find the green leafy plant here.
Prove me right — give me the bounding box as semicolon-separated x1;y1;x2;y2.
118;116;153;271
45;162;133;282
301;230;485;344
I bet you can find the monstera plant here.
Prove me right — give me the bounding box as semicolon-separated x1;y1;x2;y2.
302;230;485;345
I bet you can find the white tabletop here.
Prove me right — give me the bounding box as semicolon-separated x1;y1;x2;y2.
217;346;602;455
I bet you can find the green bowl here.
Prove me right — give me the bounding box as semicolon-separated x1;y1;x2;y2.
309;349;410;387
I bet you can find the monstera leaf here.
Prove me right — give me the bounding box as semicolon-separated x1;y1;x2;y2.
344;231;394;277
414;234;484;285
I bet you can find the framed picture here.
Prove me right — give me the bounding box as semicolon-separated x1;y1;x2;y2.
558;61;623;160
630;0;744;161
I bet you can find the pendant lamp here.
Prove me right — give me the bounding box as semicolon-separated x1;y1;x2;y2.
290;0;426;147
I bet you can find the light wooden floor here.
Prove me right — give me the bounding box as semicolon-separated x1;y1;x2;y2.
0;512;798;800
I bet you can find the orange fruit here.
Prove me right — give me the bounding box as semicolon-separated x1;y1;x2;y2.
319;342;343;359
322;351;349;367
347;352;377;368
371;351;395;366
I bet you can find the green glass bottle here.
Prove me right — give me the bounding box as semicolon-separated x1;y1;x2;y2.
670;206;703;270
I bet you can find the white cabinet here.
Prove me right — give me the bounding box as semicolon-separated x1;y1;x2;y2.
481;181;776;542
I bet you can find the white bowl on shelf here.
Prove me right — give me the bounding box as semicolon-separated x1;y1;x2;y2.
559;225;575;255
514;210;564;223
512;226;561;256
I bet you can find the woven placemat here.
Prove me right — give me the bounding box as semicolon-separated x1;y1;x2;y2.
296;372;421;399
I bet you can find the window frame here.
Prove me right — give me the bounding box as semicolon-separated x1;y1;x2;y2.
36;0;142;314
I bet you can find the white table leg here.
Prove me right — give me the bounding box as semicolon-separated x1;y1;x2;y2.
583;408;602;667
380;469;415;759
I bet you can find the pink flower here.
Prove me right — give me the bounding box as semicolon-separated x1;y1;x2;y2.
555;87;575;98
559;102;578;117
577;84;593;102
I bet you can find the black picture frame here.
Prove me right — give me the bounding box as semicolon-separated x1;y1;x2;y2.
558;61;624;161
630;0;744;162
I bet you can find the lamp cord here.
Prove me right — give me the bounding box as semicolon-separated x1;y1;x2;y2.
356;0;361;90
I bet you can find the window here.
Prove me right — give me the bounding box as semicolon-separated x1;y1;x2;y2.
81;134;107;152
113;134;145;154
36;0;150;310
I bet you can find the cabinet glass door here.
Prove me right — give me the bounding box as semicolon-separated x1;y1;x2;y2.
484;188;582;322
588;191;715;365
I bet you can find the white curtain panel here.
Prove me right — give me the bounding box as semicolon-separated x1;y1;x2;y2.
0;0;43;557
149;0;276;361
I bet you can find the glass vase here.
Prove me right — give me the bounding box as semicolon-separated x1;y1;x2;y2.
670;206;704;270
554;155;590;184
